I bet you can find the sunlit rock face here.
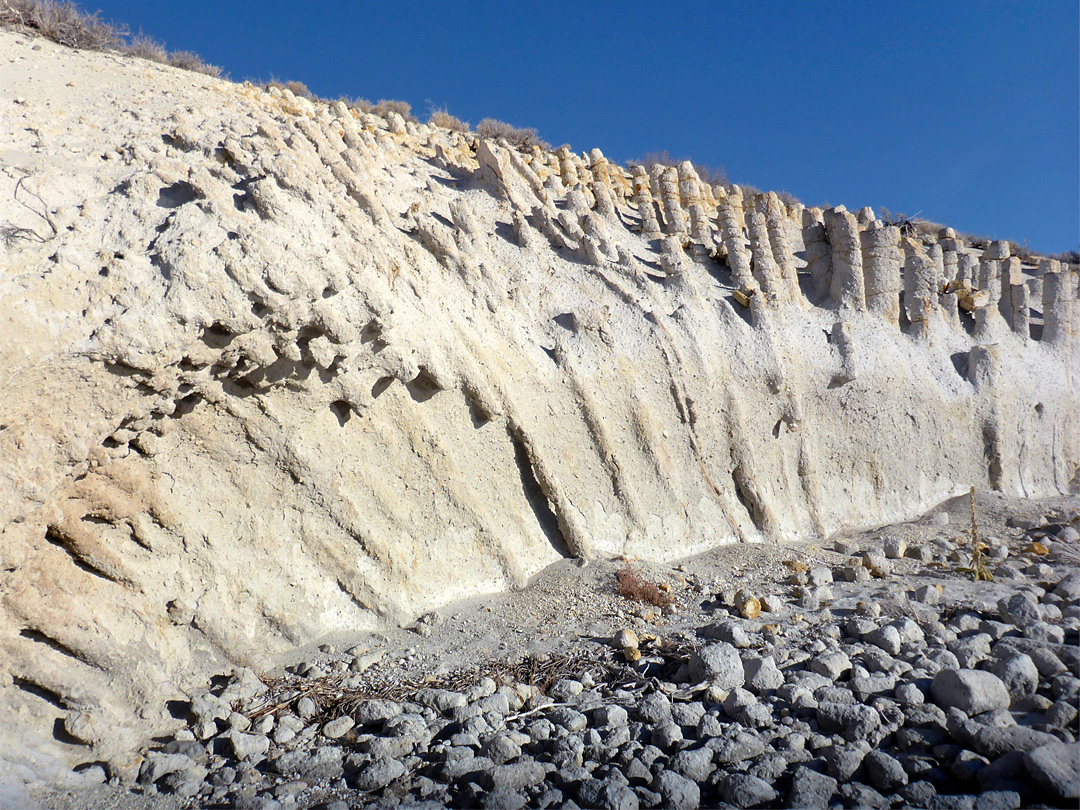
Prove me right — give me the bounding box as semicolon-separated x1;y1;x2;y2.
0;29;1076;777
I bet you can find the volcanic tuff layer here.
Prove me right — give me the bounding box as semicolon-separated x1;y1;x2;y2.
0;30;1077;777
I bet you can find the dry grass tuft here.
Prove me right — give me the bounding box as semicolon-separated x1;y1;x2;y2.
615;565;673;608
476;118;550;152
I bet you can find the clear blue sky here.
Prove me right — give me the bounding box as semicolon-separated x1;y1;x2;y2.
94;0;1078;254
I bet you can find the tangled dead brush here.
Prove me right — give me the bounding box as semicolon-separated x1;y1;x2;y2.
615;565;673;608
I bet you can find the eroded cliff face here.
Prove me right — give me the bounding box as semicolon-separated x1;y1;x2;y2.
0;30;1076;776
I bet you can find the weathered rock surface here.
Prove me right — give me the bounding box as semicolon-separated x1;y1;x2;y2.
0;27;1078;783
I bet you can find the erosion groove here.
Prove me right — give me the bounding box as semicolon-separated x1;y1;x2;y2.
0;28;1077;782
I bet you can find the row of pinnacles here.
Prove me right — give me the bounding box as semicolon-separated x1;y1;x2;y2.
539;143;1075;348
523;145;1077;349
266;84;1078;349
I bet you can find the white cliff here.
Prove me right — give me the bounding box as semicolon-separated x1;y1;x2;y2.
0;30;1077;777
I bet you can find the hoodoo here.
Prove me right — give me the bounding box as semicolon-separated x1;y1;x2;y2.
0;27;1076;785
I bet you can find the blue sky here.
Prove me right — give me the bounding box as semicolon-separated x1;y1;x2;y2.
94;1;1078;254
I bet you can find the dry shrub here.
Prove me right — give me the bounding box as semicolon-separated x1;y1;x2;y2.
372;99;416;122
476;118;549;152
775;189;802;207
913;218;948;238
637;150;728;187
428;107;470;133
615;565;672;608
1;1;224;76
284;80;318;101
165;49;221;77
125;31;167;62
1050;249;1079;265
343;96;374;113
0;0;124;49
263;78;324;102
1006;240;1039;264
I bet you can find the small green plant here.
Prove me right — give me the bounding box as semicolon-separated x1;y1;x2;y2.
615;565;673;608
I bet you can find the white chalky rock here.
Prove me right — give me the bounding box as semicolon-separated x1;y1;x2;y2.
0;34;1076;780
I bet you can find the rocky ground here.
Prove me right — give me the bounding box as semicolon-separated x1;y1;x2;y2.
28;491;1080;809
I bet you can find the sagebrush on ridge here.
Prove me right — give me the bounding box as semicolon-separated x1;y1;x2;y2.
0;0;221;75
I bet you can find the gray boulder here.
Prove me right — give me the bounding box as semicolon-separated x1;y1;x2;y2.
688;642;743;688
719;773;778;808
355;757;405;790
815;702;880;741
786;765;838;808
864;749;908;791
1024;741;1080;800
652;771;699;810
931;669;1010;714
989;653;1039;696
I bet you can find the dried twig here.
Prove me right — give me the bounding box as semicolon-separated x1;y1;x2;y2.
1;172;57;246
957;486;993;582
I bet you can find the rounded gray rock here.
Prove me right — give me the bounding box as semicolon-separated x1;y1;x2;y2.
866;625;902;656
355;757;405;791
988;653;1038;696
1024;741;1080;800
931;669;1010;715
742;655;784;692
998;593;1041;627
652;770;700;810
719;773;779;808
688;642;743;688
864;749;908;791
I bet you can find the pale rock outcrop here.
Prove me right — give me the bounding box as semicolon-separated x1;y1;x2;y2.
860;222;902;324
823;206;866;311
687;203;715;258
802;208;831;303
630;165;663;238
718;198;755;289
975;244;1008;339
760;193;800;298
659;167;688;235
748;210;786;304
0;30;1076;783
677;161;703;209
902;238;939;340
